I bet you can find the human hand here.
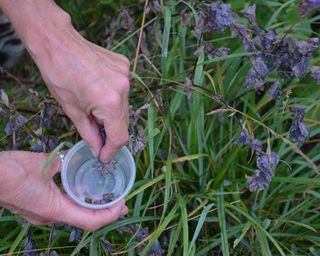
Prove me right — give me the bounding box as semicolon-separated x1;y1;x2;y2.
36;32;130;162
0;1;130;162
0;151;128;231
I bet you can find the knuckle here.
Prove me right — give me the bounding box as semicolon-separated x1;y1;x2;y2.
120;133;129;145
109;134;128;148
107;94;122;109
120;56;130;70
117;75;130;93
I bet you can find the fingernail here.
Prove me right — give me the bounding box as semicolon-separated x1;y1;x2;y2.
89;147;98;158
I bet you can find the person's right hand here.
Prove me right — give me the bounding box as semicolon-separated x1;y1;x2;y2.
0;151;128;231
0;0;130;163
32;26;130;163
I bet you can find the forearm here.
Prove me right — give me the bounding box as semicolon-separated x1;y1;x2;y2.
0;0;77;63
0;1;131;163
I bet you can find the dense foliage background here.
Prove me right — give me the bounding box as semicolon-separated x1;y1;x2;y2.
0;0;320;255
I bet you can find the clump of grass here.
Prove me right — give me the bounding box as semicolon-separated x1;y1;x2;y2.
1;0;320;255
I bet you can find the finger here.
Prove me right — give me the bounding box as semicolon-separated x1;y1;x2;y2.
22;216;49;226
121;205;128;216
73;115;103;158
59;195;126;232
99;117;129;162
7;151;63;179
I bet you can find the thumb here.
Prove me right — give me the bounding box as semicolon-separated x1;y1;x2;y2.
59;195;127;231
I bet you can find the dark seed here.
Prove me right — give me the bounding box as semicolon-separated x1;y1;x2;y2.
84;197;93;204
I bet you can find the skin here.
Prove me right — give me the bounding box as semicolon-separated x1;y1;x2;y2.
0;0;130;230
0;151;128;231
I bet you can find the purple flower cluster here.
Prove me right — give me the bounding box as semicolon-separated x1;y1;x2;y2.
194;3;320;91
289;107;309;146
195;3;235;34
148;0;162;14
200;43;230;60
40;102;57;129
245;56;269;90
299;0;320;17
268;80;281;101
117;222;164;255
4;114;27;135
69;227;83;243
236;126;280;192
310;66;320;84
23;230;36;256
243;25;319;90
247;152;280;192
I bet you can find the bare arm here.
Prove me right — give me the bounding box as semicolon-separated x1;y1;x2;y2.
0;151;127;230
0;0;130;162
0;0;130;229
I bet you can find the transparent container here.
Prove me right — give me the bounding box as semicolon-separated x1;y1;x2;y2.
61;140;135;209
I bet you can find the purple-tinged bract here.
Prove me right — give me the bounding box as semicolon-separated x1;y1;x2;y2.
310;66;320;84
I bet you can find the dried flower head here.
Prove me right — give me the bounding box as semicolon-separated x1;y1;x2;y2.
203;42;230;59
120;8;134;30
235;126;251;145
92;159;118;175
149;0;161;13
289;108;309;146
196;3;235;34
129;103;150;125
245;55;269;90
4;114;28;135
117;220;164;255
268;80;281;101
69;227;83;243
129;125;146;154
230;23;254;52
23;230;37;256
100;238;115;254
310;65;320;84
247;152;280;192
240;4;256;24
299;0;320;17
40;102;58;128
236;125;280;192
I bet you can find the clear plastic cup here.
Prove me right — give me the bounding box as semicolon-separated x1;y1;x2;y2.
61;140;136;209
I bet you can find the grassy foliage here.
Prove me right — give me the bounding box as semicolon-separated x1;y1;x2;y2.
1;0;320;255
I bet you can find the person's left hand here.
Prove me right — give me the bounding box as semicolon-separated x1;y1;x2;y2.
0;151;128;231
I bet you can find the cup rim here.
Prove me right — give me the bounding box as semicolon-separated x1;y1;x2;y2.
61;140;136;209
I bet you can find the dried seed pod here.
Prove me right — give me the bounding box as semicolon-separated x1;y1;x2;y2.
84;197;93;204
102;193;115;203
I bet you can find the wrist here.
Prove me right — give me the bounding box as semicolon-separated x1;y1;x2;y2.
22;9;77;64
0;0;77;63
